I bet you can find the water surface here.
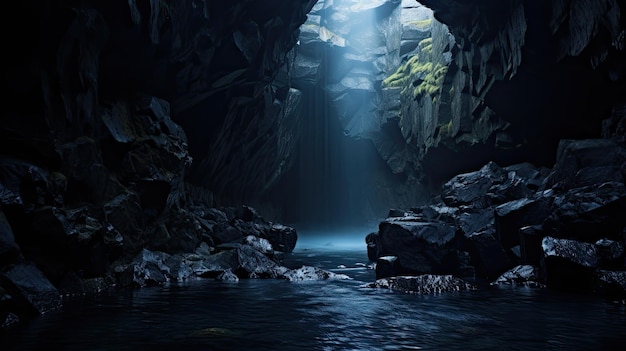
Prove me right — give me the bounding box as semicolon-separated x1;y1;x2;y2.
1;233;625;350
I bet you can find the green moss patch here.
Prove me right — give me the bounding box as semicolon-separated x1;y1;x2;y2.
413;63;448;99
409;18;432;29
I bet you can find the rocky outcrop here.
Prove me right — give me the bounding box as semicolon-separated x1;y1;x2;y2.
373;0;626;188
368;137;626;299
366;274;476;294
3;0;317;209
126;243;350;288
1;0;323;330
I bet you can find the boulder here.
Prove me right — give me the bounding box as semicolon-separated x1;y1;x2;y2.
365;232;383;261
543;182;626;242
456;207;494;237
366;274;476;294
0;262;62;315
541;236;599;291
129;249;173;287
492;264;544;287
243;235;274;255
441;161;506;207
264;223;298;253
280;266;352;282
378;217;459;275
216;269;239;282
375;255;400;278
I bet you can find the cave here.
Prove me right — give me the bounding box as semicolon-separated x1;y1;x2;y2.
1;0;626;349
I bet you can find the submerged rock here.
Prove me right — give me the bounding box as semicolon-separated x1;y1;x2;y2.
280;266;352;282
366;274;476;294
492;265;545;288
0;262;62;315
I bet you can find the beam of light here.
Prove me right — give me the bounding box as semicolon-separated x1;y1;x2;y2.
290;1;440;233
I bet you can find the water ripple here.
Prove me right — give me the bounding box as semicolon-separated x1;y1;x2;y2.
1;248;625;351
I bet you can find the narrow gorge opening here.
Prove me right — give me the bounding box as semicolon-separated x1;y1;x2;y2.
279;0;448;232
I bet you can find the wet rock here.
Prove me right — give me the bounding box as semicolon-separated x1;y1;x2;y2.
542;236;599;268
492;264;544;287
455;250;476;280
156;208;206;253
265;223;298;253
186;249;237;279
456;207;494;237
0;262;62;315
280;266;352;282
541;236;599;291
81;277;112;294
243;235;273;255
378;216;459;275
375;255;399;279
366;274;476;295
489;170;535;203
216;269;239;282
235;245;284;278
543;182;626;242
365;232;382;261
129;249;172;287
415;204;458;224
441;161;506;207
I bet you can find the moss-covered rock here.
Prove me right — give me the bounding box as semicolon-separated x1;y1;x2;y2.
382;52;448;102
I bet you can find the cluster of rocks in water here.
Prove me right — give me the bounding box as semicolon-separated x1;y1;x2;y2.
0;95;350;331
366;137;626;299
1;93;623;329
0;200;352;330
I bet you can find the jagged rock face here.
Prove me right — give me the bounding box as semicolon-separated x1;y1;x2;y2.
375;0;626;185
291;0;625;205
3;0;317;205
1;0;318;327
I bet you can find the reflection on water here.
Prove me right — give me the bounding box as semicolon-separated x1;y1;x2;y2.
1;243;625;351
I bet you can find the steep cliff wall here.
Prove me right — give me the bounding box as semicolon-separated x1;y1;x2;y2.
379;0;625;185
2;0;317;207
1;0;317;326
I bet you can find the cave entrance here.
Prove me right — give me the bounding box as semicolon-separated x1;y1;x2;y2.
280;0;447;230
